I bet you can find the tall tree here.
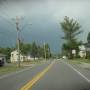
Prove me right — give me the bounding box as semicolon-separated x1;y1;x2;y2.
0;47;14;62
31;42;38;60
20;42;31;54
44;43;51;59
60;16;82;59
87;32;90;43
37;45;44;58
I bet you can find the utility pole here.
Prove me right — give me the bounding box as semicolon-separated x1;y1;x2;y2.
13;16;31;67
16;16;20;67
44;42;46;60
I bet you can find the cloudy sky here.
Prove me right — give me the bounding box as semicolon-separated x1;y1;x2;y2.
0;0;90;53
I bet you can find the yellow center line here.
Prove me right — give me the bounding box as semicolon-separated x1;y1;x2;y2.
20;61;55;90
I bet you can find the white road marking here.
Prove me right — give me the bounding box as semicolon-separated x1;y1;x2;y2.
62;60;90;83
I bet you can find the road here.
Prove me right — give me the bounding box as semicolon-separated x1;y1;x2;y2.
0;60;90;90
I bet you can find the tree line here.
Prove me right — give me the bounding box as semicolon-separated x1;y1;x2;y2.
0;42;52;62
19;42;52;59
1;16;90;61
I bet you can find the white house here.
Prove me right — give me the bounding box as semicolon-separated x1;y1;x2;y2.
10;50;37;62
26;53;38;61
10;50;26;62
78;45;86;58
27;54;34;61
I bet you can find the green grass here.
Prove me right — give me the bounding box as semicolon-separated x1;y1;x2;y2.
21;59;44;65
0;60;44;76
67;58;90;65
0;65;25;76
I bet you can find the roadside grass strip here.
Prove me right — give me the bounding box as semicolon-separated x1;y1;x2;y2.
20;61;55;90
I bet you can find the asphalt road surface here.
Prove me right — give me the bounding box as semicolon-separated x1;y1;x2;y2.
0;60;90;90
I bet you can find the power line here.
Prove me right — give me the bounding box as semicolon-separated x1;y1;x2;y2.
0;1;15;26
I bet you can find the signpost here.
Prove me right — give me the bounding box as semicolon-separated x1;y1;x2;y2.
72;49;76;58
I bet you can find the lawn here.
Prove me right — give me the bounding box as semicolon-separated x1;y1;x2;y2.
0;64;25;76
0;60;45;76
67;58;90;65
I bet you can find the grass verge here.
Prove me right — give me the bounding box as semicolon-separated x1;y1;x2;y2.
67;58;90;65
0;59;44;76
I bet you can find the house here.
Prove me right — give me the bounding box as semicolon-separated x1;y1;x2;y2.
78;43;90;58
85;43;90;52
0;54;6;66
10;50;37;62
78;45;86;58
26;53;38;61
10;50;27;62
27;54;34;61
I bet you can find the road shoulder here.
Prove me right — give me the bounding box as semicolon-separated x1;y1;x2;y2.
64;59;90;81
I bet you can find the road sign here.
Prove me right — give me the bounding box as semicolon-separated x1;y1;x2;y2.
72;50;76;54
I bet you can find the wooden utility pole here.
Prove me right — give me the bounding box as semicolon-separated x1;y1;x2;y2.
16;16;20;67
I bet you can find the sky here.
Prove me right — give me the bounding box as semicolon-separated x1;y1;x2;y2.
0;0;90;54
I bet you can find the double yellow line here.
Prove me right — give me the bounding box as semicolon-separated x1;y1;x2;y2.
20;61;55;90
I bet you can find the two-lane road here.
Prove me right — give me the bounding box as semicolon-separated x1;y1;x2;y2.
30;60;90;90
0;60;90;90
0;61;51;90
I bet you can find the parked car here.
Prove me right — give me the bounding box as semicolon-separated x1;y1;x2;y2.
62;56;67;59
0;58;4;66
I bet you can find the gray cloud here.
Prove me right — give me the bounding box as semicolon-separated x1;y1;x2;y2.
0;0;90;53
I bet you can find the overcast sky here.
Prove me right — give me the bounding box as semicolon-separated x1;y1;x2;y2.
0;0;90;53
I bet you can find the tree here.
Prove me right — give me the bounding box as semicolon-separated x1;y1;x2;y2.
31;42;38;60
36;43;52;59
60;16;82;59
0;47;14;63
45;44;51;59
43;43;51;59
86;32;90;59
37;45;44;58
87;32;90;43
20;42;31;54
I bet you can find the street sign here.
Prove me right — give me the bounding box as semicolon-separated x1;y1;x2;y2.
72;50;76;54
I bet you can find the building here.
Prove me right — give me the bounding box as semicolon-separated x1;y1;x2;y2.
10;50;27;62
85;43;90;52
85;43;90;59
78;45;86;58
10;50;36;62
26;53;38;61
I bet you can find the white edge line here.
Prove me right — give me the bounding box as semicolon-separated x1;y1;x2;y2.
62;60;90;83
